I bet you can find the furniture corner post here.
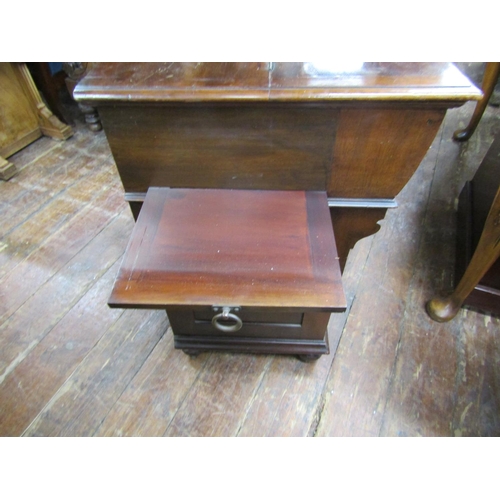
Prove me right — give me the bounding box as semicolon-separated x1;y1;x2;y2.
12;63;74;141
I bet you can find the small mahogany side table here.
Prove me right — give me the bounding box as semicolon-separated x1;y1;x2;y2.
108;188;346;360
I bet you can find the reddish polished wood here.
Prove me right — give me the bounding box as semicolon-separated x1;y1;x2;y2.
327;107;445;199
109;188;345;310
329;206;388;271
96;104;336;194
75;62;480;103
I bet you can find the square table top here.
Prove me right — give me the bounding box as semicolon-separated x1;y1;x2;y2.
108;187;346;311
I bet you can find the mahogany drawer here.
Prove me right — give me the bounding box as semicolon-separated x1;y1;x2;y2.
167;305;330;340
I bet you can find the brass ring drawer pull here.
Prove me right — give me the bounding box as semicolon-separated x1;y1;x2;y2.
212;306;243;332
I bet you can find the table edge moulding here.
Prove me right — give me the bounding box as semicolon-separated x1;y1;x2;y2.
73;62;481;103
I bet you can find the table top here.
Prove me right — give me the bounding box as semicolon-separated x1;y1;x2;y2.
108;188;346;310
75;62;481;103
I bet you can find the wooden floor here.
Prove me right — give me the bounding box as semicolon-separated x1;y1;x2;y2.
1;94;499;437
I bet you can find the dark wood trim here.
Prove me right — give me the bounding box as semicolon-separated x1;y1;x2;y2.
173;332;330;357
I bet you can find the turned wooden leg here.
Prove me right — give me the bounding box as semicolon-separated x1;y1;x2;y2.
78;103;103;132
63;63;102;132
0;155;17;181
426;183;500;321
453;62;500;142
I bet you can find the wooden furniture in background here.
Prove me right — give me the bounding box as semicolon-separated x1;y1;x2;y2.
27;63;68;123
74;63;481;272
63;63;102;132
453;62;500;142
108;188;346;360
427;135;500;320
429;61;500;320
0;63;73;180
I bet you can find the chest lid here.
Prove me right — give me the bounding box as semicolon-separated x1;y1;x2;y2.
108;188;346;311
74;62;481;104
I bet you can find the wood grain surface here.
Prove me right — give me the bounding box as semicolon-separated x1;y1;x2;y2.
0;63;40;157
97;104;338;193
109;188;345;310
75;62;481;103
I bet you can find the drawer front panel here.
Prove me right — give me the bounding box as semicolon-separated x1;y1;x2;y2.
167;306;329;341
